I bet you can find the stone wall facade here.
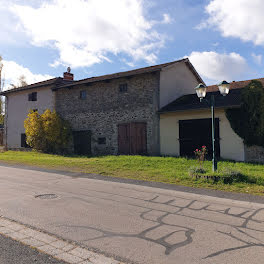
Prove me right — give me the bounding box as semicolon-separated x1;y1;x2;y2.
245;145;264;163
55;72;160;155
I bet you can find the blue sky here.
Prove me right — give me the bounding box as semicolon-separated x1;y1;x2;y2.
0;0;263;88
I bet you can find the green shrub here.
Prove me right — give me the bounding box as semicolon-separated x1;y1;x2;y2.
225;80;264;147
189;166;263;186
189;166;206;177
220;168;245;184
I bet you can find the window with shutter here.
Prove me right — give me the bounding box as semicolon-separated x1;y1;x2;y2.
119;84;128;93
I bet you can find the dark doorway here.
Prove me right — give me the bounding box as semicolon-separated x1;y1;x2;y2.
179;118;220;159
21;134;30;148
118;122;147;155
73;130;91;155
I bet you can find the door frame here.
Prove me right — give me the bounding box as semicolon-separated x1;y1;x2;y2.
118;122;147;155
179;118;220;158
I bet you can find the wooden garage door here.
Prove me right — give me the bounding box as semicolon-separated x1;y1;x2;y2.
73;130;91;155
179;118;220;158
118;123;147;155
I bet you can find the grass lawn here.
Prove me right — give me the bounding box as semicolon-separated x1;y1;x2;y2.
0;151;264;195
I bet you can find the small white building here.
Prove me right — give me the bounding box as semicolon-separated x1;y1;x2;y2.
1;72;74;148
159;78;264;163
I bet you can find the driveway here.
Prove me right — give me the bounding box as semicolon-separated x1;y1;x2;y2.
0;165;263;264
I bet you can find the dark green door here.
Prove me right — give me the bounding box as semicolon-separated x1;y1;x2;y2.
179;118;220;158
73;130;91;155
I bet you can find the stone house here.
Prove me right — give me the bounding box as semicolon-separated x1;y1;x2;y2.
0;59;203;155
53;59;203;156
1;59;263;162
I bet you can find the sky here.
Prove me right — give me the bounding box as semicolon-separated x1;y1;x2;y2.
0;0;264;89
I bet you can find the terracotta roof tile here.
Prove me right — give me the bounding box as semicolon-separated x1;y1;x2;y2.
0;78;75;95
55;58;204;90
207;78;264;92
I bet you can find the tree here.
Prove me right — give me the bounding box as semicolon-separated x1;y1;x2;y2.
0;56;3;91
0;56;4;125
24;109;72;153
24;111;45;151
10;74;28;89
18;75;28;87
225;80;264;147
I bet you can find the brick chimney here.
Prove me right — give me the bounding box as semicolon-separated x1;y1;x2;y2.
63;67;74;81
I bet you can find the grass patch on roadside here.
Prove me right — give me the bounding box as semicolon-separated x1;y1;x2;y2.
0;151;264;195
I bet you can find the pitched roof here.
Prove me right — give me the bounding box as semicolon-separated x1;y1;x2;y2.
54;58;204;90
207;77;264;92
159;88;242;113
0;78;75;96
0;58;204;95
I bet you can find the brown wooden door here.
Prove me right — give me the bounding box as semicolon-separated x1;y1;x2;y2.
118;123;130;154
130;123;147;155
118;122;147;155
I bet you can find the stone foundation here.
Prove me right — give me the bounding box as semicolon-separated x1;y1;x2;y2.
245;145;264;163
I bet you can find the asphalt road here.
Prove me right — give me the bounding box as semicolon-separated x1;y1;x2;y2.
0;233;66;264
0;165;263;264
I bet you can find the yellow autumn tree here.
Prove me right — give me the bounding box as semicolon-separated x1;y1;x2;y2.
24;109;72;153
24;111;45;151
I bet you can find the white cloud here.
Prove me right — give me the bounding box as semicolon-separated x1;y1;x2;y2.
161;14;172;24
251;53;262;65
10;0;166;68
187;51;248;83
1;60;53;89
199;0;264;46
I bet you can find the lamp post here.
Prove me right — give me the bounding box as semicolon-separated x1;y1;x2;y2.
195;81;230;172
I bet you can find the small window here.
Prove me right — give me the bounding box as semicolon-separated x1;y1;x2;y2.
80;90;87;100
119;83;128;93
28;92;37;101
98;137;106;145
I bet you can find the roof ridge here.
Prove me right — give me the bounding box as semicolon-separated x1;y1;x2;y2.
77;58;188;83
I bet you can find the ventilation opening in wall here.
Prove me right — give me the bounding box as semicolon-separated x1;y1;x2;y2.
98;137;106;145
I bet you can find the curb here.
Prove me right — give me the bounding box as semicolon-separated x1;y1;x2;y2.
0;216;125;264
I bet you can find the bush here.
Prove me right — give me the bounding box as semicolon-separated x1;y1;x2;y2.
225;80;264;147
220;168;245;184
189;166;259;185
24;109;72;154
193;146;207;169
189;166;206;178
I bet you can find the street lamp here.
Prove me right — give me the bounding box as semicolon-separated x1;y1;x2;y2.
195;81;230;172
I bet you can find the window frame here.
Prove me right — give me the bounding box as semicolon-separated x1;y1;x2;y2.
28;92;37;101
80;90;87;100
119;83;128;93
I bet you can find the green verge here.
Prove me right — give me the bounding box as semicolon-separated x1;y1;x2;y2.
0;151;264;195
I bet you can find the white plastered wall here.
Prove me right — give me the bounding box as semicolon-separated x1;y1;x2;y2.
6;87;54;148
160;109;245;161
159;62;200;108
